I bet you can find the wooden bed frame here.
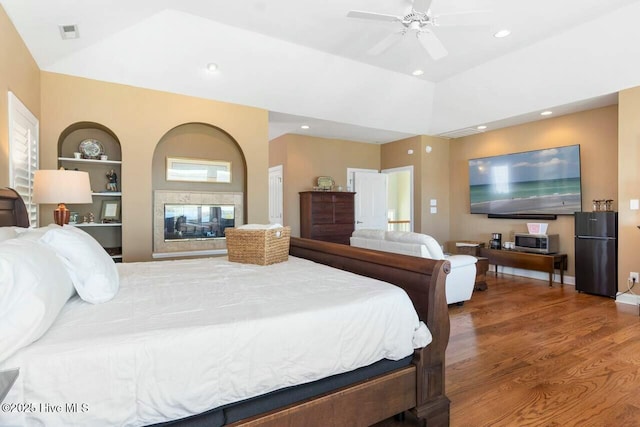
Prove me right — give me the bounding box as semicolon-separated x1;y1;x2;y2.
0;188;451;427
230;237;451;427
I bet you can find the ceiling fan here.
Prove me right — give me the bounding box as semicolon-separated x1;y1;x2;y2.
347;0;490;60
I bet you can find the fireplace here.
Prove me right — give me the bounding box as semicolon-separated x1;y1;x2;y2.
154;190;243;256
164;204;235;240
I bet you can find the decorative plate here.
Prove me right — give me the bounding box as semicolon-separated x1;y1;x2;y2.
78;139;104;159
317;176;334;190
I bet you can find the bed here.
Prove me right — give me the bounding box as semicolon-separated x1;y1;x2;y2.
0;188;451;426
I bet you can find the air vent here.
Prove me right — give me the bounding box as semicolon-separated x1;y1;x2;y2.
58;24;79;40
437;127;485;139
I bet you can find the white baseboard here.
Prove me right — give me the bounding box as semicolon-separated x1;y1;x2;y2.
615;292;640;306
490;265;575;286
491;264;639;306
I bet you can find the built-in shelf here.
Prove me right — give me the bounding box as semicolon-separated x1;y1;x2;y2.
72;222;122;227
92;192;122;196
58;156;122;165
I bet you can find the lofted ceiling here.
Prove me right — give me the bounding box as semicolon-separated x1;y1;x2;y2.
2;0;639;143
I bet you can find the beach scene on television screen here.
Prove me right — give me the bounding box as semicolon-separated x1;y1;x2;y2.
469;145;581;215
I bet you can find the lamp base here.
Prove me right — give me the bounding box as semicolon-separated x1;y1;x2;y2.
53;203;70;226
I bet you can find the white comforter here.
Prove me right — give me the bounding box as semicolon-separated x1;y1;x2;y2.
0;256;431;427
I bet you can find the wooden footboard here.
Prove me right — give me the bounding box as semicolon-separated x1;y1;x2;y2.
283;237;452;426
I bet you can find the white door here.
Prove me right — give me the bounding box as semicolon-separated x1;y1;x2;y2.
268;165;283;225
354;171;388;230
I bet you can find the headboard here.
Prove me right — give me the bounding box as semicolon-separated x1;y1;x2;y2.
0;188;30;227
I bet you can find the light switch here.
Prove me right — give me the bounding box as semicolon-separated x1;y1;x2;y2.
430;199;437;206
430;207;437;214
631;199;639;210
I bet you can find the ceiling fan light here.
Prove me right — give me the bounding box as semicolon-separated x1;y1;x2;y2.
494;29;511;38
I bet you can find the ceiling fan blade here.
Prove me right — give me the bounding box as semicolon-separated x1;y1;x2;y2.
416;30;448;60
367;31;405;56
412;0;434;13
434;10;493;26
347;10;401;23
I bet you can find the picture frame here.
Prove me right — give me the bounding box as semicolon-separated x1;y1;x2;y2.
101;200;121;222
166;157;232;183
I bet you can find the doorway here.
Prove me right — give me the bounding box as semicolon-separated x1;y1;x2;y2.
268;165;283;225
382;166;413;232
347;166;413;232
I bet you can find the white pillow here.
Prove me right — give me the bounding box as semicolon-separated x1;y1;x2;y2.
385;231;445;260
16;223;62;241
0;227;18;242
40;225;119;304
0;239;75;363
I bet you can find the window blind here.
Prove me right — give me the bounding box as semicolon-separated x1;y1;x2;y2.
8;91;39;226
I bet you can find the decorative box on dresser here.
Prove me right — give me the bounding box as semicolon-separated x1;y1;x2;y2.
299;191;355;245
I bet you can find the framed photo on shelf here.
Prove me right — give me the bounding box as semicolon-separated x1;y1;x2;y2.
101;200;121;222
166;157;231;183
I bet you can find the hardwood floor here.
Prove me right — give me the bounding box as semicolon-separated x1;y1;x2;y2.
377;273;640;427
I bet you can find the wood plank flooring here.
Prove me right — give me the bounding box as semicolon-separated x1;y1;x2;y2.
376;273;640;427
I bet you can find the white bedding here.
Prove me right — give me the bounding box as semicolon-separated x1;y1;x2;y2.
0;256;431;427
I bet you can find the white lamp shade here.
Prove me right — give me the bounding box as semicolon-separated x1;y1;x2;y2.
33;170;93;204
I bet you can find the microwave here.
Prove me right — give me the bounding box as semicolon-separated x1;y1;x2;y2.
514;233;559;254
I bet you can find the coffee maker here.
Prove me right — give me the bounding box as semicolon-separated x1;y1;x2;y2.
490;233;502;250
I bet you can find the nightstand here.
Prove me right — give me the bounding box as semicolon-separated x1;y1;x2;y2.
474;257;489;291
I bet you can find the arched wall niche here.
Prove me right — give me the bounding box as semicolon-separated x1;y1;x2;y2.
58;121;121;159
151;122;247;256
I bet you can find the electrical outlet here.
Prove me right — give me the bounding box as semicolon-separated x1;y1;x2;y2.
630;272;639;283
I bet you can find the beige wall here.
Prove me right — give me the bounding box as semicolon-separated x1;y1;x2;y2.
380;135;450;243
0;5;40;187
449;105;618;277
269;134;380;237
40;72;269;262
618;88;640;293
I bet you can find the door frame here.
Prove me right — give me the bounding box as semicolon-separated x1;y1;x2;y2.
346;168;377;193
268;165;283;225
382;165;414;232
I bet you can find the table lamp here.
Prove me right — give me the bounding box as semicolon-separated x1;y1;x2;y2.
33;169;93;226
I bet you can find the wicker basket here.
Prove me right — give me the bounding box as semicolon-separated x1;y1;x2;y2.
226;226;291;265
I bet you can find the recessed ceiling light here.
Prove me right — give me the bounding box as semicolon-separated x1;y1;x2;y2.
493;29;511;38
300;125;310;130
206;63;219;72
412;69;424;76
477;125;487;130
541;111;553;116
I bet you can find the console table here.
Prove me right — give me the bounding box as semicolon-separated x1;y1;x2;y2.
479;248;568;287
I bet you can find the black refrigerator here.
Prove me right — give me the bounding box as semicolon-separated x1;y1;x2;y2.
574;211;618;298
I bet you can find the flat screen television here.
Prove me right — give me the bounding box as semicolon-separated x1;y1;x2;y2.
468;144;582;217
